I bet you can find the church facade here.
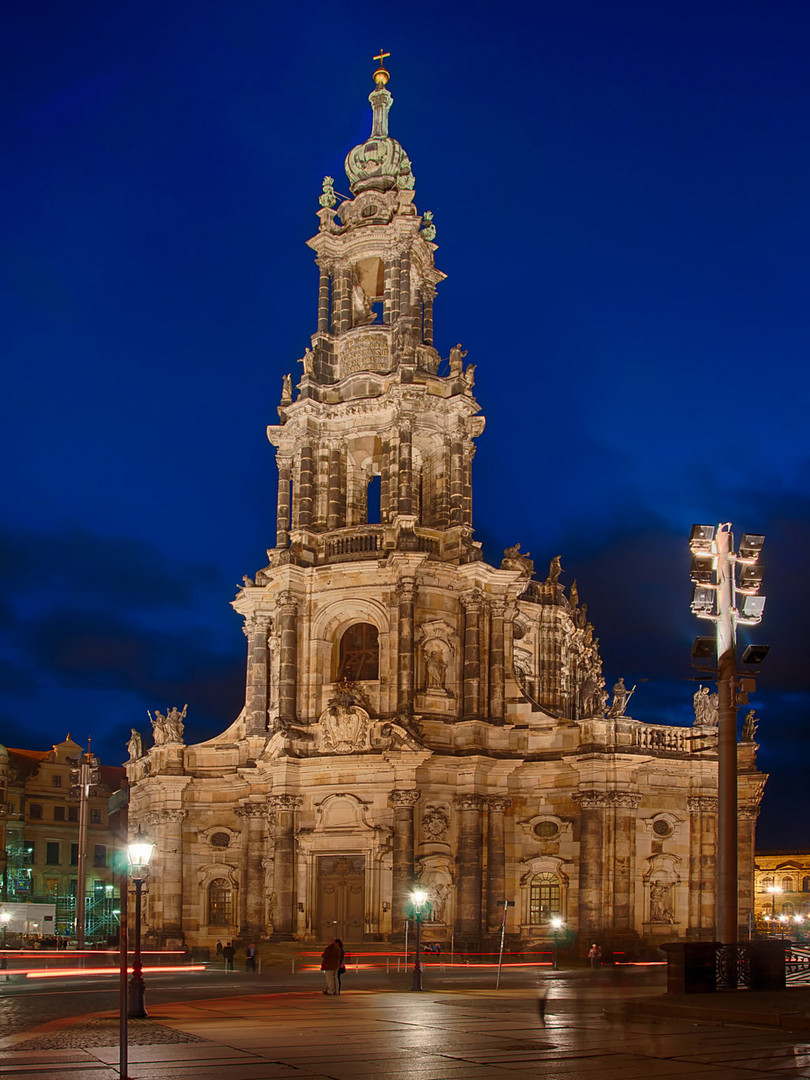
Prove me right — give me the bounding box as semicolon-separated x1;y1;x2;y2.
127;65;766;953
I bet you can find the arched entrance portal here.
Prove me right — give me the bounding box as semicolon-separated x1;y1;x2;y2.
317;855;365;941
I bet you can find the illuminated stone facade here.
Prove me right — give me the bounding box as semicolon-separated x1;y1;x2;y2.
127;69;767;952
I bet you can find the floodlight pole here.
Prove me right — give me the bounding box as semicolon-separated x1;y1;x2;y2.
715;526;738;948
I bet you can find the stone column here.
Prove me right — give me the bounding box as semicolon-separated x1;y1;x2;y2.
462;445;474;525
380;438;391;523
398;252;411;326
574;791;607;937
298;443;315;528
267;794;302;938
449;437;464;525
486;797;511;932
462;591;482;719
338;267;352;333
454;794;485;941
276;459;291;547
397;423;413;516
687;795;718;937
327;447;343;530
489;599;505;722
236;802;266;937
389;790;420;927
396;579;416;718
277;592;298;725
243;613;272;736
611;792;641;932
423;294;434;345
145;808;186;942
317;265;330;333
738;805;759;933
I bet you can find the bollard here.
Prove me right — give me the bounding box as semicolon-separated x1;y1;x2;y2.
291;958;295;975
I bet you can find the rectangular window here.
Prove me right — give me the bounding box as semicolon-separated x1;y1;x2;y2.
93;845;106;868
29;803;43;820
90;809;102;825
51;774;62;788
54;806;65;821
70;843;79;866
46;841;60;865
68;806;78;822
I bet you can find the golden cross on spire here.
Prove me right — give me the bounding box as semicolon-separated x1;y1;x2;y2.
372;49;391;87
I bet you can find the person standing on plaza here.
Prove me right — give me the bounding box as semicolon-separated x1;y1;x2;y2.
222;941;235;972
320;937;344;995
245;943;257;972
335;938;347;994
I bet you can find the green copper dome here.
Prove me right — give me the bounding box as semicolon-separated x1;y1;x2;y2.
344;84;415;195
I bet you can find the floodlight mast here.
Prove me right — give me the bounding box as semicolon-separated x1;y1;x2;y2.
689;522;766;951
715;525;738;949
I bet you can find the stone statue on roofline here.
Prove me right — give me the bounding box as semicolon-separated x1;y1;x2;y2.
449;343;467;376
547;555;562;585
319;176;337;209
127;728;143;760
501;542;534;575
150;704;188;746
741;709;759;742
693;685;718;727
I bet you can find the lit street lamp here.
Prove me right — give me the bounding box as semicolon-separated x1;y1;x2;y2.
409;888;429;992
127;827;155;1018
550;916;564;970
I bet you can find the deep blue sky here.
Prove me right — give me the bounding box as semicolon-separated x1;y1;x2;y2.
2;1;808;847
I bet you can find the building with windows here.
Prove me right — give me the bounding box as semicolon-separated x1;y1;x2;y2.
0;735;125;941
127;64;766;953
754;851;810;938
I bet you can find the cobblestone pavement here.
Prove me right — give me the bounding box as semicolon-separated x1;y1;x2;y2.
3;979;810;1078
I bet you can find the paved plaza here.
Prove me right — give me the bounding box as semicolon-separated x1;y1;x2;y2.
4;975;810;1079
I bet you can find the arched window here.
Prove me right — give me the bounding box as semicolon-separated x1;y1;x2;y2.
208;879;233;926
761;877;773;892
782;876;795;893
529;872;561;925
803;877;810;893
337;623;379;681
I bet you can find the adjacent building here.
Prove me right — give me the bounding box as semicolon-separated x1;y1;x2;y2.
0;735;125;941
127;64;766;953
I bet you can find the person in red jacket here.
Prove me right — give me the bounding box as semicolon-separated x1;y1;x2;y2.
320;937;344;996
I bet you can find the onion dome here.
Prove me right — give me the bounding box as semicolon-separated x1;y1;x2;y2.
344;61;415;195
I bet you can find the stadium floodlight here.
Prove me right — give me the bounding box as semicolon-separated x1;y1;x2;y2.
691;636;716;663
690;554;715;584
741;595;766;620
689;524;715;553
738;534;765;560
741;644;770;665
737;563;763;593
691;586;716;615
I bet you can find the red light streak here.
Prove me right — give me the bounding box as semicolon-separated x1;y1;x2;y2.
26;965;205;979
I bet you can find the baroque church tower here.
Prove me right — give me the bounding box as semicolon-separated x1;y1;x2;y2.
128;63;765;952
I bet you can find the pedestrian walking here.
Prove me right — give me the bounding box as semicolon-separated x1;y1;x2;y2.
588;943;602;969
245;943;257;972
222;941;235;971
320;937;344;995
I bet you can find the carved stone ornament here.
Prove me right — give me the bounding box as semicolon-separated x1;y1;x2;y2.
267;794;303;814
686;795;719;814
317;700;371;754
421;805;449;841
389;789;420;809
235;802;266;819
142;808;186;827
453;794;486;812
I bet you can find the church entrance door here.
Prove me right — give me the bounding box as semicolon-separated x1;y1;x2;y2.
317;855;365;942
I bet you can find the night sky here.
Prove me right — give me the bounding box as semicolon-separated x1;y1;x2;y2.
3;2;809;848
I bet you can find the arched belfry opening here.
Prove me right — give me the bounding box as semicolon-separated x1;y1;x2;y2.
367;474;381;523
337;623;379;681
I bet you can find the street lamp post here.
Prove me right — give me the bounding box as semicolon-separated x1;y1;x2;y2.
689;524;767;948
766;884;782;922
0;910;9;949
409;889;428;992
127;827;154;1019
